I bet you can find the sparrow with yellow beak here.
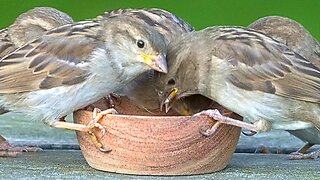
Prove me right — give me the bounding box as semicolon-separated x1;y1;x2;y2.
101;8;194;113
0;7;73;157
0;14;167;152
156;26;320;159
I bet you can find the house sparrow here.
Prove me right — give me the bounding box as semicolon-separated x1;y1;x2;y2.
156;26;320;159
158;16;320;118
0;15;168;152
100;8;194;113
249;16;320;159
0;7;73;157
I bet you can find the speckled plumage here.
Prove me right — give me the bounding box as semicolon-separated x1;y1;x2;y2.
249;16;320;151
157;26;320;134
0;7;74;157
101;8;194;112
249;16;320;67
0;14;168;125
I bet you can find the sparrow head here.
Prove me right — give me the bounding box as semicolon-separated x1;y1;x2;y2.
248;16;314;49
102;16;168;73
249;16;320;67
100;8;194;43
155;33;202;112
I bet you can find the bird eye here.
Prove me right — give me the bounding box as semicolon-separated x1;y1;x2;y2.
157;91;163;97
137;40;145;48
167;78;175;85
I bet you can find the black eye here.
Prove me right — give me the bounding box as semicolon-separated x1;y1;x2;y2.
167;78;175;85
157;91;163;96
137;40;145;48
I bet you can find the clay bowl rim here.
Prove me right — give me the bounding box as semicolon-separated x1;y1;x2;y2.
90;112;197;120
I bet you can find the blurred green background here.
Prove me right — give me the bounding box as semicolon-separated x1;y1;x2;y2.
0;0;319;39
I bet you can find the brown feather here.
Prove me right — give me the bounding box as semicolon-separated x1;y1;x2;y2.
0;22;103;93
100;8;194;44
203;27;320;103
0;29;15;59
248;16;320;67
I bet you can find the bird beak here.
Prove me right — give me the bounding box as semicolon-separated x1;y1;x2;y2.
160;88;192;115
141;53;168;73
163;88;178;113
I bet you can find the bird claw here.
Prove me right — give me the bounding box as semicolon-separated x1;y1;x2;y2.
88;122;106;137
194;109;221;118
289;150;320;160
50;108;118;152
92;108;118;119
0;138;42;157
242;130;257;136
196;109;229;137
200;121;222;137
88;131;111;152
199;129;210;137
195;109;257;136
104;93;121;108
99;147;112;153
200;129;215;137
88;108;118;152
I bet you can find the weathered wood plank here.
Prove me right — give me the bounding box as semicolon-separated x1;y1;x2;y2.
0;151;319;179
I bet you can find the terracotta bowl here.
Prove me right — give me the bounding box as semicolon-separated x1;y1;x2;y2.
74;97;241;175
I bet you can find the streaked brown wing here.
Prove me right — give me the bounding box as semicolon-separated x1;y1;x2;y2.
0;21;103;93
0;29;15;59
208;27;320;103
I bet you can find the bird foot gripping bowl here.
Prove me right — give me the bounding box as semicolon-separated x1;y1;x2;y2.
73;97;241;175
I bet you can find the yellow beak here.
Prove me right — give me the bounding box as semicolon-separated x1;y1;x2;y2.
164;88;178;113
141;53;168;73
